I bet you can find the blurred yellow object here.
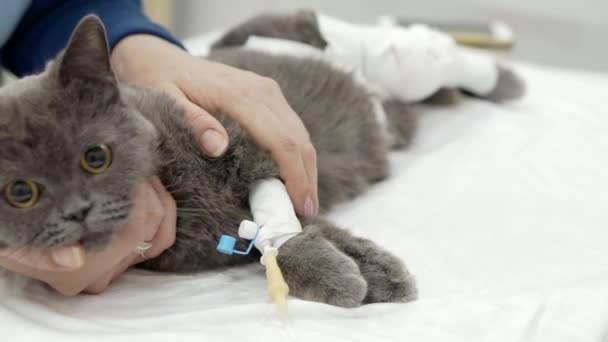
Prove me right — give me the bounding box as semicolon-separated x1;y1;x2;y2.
143;0;174;31
263;251;289;316
450;32;513;49
378;16;514;50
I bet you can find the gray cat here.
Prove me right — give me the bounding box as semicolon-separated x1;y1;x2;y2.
0;13;522;307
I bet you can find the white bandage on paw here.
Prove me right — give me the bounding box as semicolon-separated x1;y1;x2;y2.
317;14;499;102
243;178;302;257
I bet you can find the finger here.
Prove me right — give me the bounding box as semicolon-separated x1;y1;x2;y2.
164;84;230;158
82;270;115;295
230;100;316;217
83;254;136;295
300;142;319;216
0;244;85;272
98;182;152;263
185;69;316;216
143;177;177;259
220;76;317;216
117;184;150;247
266;99;319;215
278;148;315;218
183;100;230;158
142;181;165;242
83;179;168;291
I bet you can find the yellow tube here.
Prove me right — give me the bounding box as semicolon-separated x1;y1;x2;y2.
263;252;289;316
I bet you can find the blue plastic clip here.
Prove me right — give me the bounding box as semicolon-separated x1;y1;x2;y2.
216;225;261;255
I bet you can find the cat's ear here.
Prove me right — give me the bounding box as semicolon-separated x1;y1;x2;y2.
58;15;117;86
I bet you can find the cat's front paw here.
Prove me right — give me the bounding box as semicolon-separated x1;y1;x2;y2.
278;232;368;308
325;271;368;308
361;258;417;304
317;225;418;304
342;241;417;304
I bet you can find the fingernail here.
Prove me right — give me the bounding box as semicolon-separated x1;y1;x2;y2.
304;196;315;218
52;246;85;269
200;130;227;157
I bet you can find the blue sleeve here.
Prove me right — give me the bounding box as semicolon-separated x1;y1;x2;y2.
0;0;184;77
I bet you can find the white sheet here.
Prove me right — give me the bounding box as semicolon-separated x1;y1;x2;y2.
1;40;608;342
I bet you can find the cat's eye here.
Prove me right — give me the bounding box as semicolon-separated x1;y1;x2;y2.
4;180;40;208
80;144;112;174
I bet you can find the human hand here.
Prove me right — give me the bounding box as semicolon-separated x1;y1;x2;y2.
0;178;176;295
110;35;318;217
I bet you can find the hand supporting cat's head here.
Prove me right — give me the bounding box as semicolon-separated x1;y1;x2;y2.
0;16;158;251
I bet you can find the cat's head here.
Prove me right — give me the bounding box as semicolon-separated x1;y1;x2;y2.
0;16;158;251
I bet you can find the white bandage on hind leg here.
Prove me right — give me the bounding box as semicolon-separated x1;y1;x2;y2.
316;14;499;102
239;178;302;261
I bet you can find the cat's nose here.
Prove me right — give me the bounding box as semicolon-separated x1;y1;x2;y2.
62;200;92;222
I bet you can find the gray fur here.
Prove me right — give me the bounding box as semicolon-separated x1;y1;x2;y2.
212;10;328;50
383;100;419;149
0;16;417;307
423;88;462;105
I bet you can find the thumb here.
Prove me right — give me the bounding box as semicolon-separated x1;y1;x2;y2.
181;100;230;158
161;84;230;158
